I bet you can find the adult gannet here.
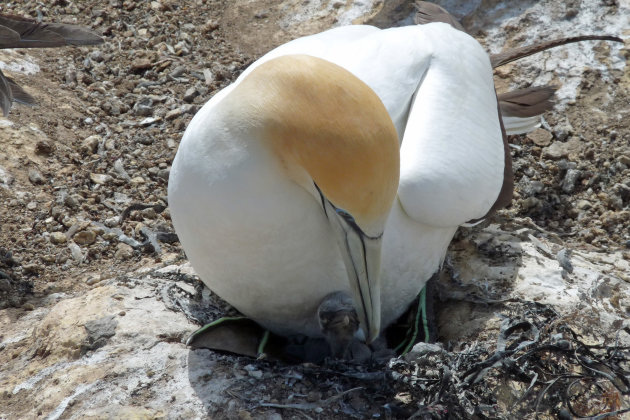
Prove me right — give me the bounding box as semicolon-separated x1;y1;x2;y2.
172;22;507;340
170;22;506;348
172;19;623;348
169;54;400;342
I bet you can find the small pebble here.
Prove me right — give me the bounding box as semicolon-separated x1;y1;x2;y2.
0;279;11;292
35;141;54;155
64;194;82;209
133;98;154;116
561;169;581;193
527;128;553;147
90;173;113;185
238;411;253;420
131;58;153;72
247;370;263;379
203;68;214;85
115;243;134;260
183;88;199;103
306;391;321;402
50;232;67;244
28;169;44;185
85;275;102;286
73;230;97;246
542;142;569;160
104;217;120;228
68;242;85;262
82;135;101;154
22;264;41;275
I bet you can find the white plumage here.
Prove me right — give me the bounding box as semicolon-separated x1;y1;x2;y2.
169;23;506;340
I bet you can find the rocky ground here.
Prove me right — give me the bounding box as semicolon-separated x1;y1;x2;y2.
0;0;629;419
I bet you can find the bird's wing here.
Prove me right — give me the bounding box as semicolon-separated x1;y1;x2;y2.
0;22;21;47
5;76;35;105
497;86;556;135
397;24;507;227
0;14;102;48
498;86;556;118
0;69;12;117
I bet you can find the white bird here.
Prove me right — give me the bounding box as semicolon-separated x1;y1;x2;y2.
169;22;506;344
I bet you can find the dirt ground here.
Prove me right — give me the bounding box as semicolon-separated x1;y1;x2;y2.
0;0;629;418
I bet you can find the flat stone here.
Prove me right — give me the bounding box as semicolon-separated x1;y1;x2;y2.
115;243;134;260
165;108;184;120
130;176;145;185
575;200;592;210
50;232;67;244
561;169;582;193
183;88;199;103
542;142;568;160
130;58;153;72
35;140;54;156
90;173;113;185
81;315;118;355
82;135;101;154
28;169;44;185
73;230;97;246
527;128;553;146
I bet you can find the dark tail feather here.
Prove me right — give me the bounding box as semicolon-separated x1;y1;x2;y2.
0;23;21;47
0;69;12;117
413;1;465;32
0;14;103;49
490;35;624;68
5;76;35;105
498;86;557;118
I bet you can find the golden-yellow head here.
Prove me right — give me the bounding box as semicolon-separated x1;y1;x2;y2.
228;54;400;233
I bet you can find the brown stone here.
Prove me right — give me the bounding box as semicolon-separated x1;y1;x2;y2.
527;128;553;146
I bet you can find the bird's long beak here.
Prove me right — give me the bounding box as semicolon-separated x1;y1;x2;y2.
322;198;382;344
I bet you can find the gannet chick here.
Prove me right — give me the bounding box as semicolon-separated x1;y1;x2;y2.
317;291;360;359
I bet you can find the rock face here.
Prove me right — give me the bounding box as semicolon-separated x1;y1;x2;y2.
1;270;231;419
0;0;628;419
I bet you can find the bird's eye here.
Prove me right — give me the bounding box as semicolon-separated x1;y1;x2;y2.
335;208;355;224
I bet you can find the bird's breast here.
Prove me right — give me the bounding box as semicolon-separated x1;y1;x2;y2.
169;126;348;337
